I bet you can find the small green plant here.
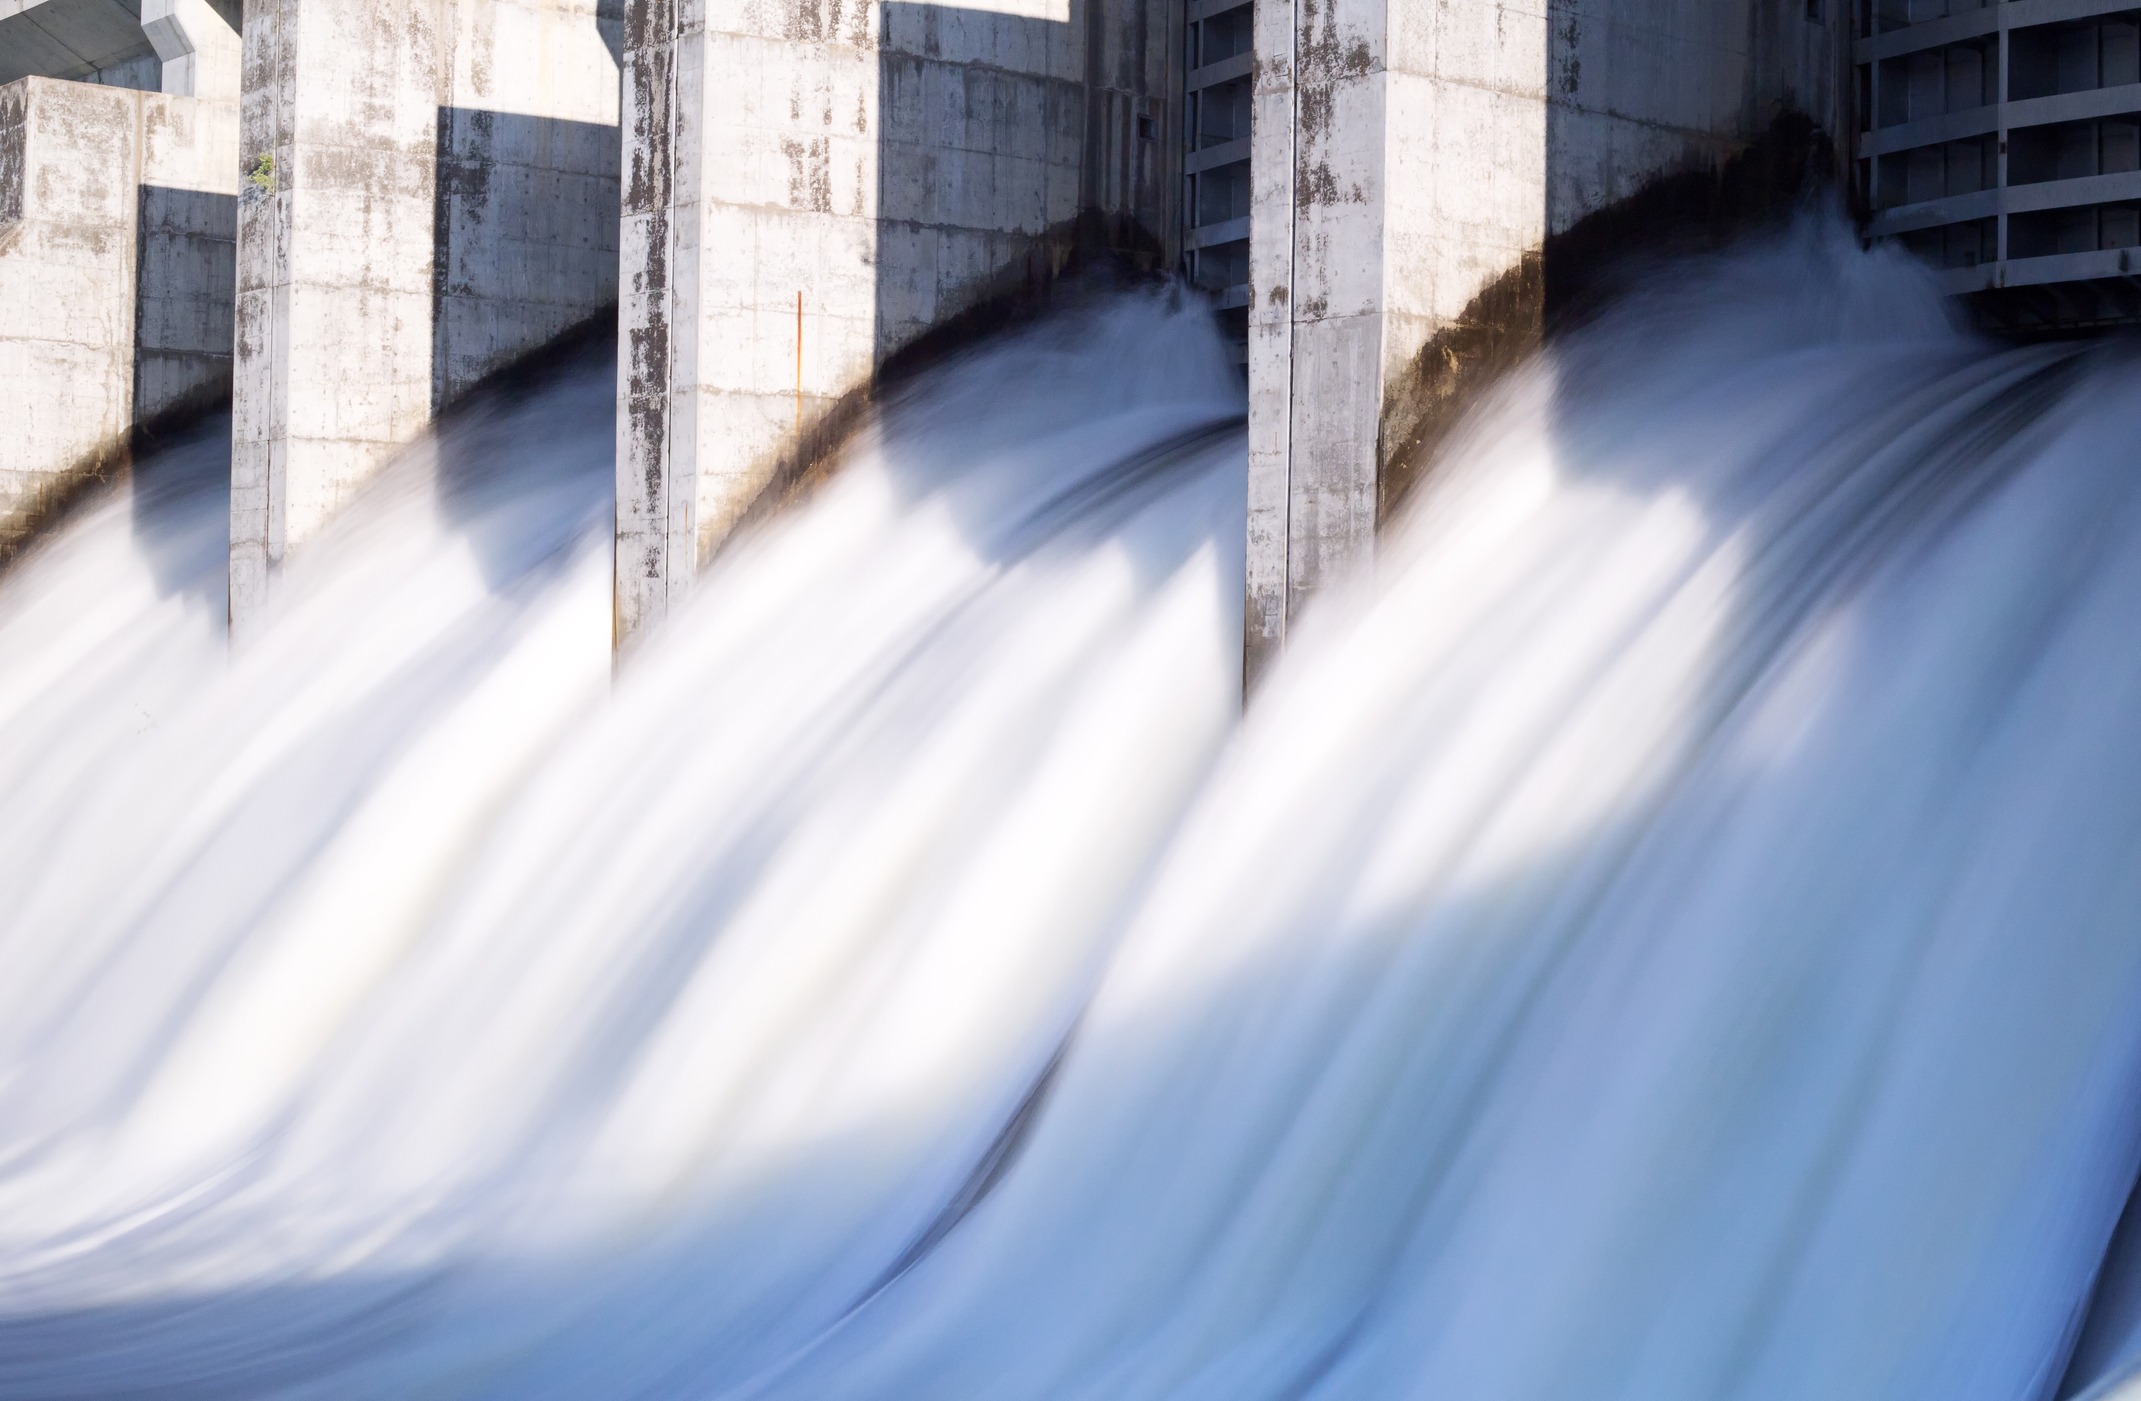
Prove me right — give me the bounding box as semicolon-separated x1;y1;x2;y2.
245;151;276;192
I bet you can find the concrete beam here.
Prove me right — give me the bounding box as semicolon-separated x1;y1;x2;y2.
229;0;620;635
141;0;237;100
614;0;1177;646
1244;0;1845;679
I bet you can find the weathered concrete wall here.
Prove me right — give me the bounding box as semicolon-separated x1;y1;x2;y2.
0;74;235;553
230;0;619;632
616;0;1176;643
1245;0;1845;676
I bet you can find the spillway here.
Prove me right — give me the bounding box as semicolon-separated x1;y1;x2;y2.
2;227;2141;1401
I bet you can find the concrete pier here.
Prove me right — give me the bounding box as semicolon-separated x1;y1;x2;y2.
1243;0;1844;677
228;0;622;632
613;0;1177;643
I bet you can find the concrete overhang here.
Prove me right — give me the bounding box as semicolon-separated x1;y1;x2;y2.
0;0;235;86
0;0;149;85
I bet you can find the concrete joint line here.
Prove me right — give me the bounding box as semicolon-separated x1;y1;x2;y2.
1281;0;1299;639
663;0;683;606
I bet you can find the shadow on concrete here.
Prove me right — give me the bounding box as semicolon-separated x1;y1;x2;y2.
595;0;623;67
126;180;237;604
132;184;238;430
869;0;1168;368
431;107;621;414
423;9;623;594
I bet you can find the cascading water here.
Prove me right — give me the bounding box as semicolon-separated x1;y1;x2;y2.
1;223;2139;1401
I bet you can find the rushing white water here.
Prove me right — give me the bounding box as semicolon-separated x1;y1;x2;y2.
2;230;2140;1401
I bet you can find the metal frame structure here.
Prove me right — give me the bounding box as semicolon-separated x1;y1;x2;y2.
1182;0;1251;362
1860;0;2141;328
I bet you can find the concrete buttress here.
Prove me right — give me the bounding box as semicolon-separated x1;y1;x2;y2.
229;0;623;634
1244;0;1843;680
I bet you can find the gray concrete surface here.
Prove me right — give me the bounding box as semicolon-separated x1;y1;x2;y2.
0;74;236;553
614;0;1179;644
1244;0;1845;679
229;0;621;634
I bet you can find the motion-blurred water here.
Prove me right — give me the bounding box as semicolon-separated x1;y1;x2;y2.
3;229;2140;1401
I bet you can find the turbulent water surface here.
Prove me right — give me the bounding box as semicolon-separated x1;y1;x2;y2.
3;231;2141;1401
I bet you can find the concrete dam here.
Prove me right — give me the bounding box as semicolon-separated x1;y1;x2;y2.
0;0;1854;646
7;3;2141;1399
5;0;2134;650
